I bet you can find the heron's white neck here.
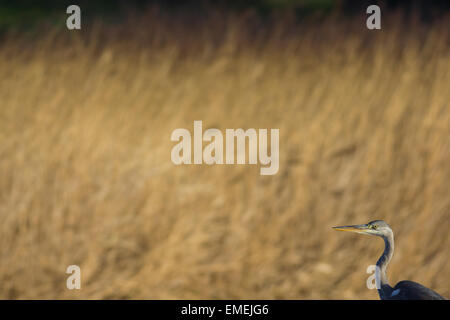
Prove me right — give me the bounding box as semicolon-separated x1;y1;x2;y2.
376;230;394;298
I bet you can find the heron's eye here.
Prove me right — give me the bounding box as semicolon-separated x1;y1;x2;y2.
372;225;378;230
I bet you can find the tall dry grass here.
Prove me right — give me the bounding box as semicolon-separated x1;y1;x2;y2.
0;8;449;299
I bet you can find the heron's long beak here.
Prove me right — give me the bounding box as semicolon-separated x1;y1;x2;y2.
332;224;370;234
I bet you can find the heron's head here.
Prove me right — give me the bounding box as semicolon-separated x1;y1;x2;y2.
333;220;392;237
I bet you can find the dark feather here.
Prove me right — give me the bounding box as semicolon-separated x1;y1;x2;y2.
390;281;446;300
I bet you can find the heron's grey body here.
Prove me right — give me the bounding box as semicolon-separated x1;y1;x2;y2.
333;220;446;300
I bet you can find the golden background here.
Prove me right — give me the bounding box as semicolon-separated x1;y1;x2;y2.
0;7;448;299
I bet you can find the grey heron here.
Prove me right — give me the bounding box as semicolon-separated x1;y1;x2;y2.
333;220;446;300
